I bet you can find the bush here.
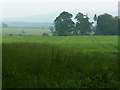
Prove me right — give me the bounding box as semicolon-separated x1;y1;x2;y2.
42;33;49;36
9;34;12;36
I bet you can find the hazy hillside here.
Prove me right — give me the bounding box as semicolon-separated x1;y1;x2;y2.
3;22;53;28
3;12;117;23
2;11;117;28
3;12;59;23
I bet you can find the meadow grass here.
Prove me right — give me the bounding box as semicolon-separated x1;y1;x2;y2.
3;36;118;53
2;36;119;88
2;43;119;88
2;28;51;36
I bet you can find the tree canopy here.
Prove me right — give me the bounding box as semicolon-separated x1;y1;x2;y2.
53;11;118;36
75;13;92;35
96;13;118;35
54;11;75;36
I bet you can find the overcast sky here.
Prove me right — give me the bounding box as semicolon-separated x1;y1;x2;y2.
0;0;119;18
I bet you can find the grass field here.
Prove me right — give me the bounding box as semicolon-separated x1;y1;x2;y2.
2;36;119;88
2;28;51;36
3;36;118;53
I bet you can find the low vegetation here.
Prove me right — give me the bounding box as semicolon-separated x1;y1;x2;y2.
2;36;119;88
2;28;51;36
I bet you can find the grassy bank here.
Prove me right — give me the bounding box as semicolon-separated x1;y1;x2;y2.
3;43;119;88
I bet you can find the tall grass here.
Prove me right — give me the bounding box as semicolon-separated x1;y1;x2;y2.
2;43;119;88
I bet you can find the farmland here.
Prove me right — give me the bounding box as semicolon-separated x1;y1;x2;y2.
2;36;119;88
3;36;118;52
2;28;51;36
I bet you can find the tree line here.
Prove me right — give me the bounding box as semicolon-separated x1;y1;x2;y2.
50;11;119;36
2;23;8;28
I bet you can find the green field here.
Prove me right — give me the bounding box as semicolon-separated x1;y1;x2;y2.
3;36;118;52
2;36;119;88
2;28;51;36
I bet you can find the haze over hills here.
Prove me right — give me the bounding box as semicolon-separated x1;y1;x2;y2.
2;11;117;27
2;12;59;27
3;12;59;23
3;11;118;22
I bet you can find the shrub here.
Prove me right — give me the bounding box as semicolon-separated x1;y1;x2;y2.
42;33;49;36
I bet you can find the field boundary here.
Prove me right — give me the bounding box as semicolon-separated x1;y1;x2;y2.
58;36;70;44
108;44;119;50
93;36;118;51
92;36;107;50
89;36;95;44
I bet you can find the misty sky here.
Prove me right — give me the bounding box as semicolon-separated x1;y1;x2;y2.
0;0;119;18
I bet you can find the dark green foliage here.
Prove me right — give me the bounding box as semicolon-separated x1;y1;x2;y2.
75;13;92;35
118;18;120;35
42;33;49;36
2;43;119;88
9;34;13;36
54;11;75;36
49;26;54;33
96;13;118;35
53;12;119;35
